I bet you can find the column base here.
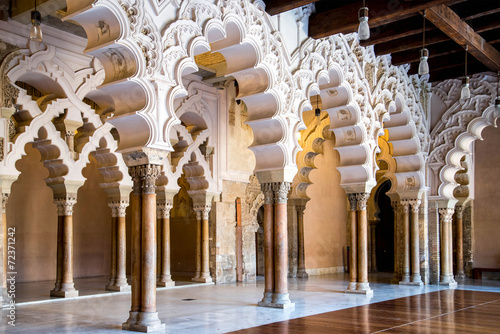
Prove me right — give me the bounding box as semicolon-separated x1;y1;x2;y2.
258;297;295;309
192;276;212;283
440;281;458;288
456;271;466;280
399;281;423;286
297;270;309;279
50;289;79;298
400;274;410;283
157;280;175;287
345;288;373;295
260;292;273;304
122;311;165;333
106;284;131;292
345;281;357;292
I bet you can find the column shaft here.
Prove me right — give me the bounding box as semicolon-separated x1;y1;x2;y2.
158;203;174;287
439;208;456;286
455;206;465;279
355;193;372;294
108;216;118;287
116;216;128;286
410;200;422;284
346;194;357;291
61;215;74;286
296;204;308;278
400;201;410;283
201;213;211;280
370;222;377;272
141;193;156;313
130;189;142;313
194;213;202;279
260;184;274;304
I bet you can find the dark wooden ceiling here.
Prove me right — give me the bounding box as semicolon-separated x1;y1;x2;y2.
264;0;500;83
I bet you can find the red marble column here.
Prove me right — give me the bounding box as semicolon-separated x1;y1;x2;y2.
455;205;465;279
106;202;130;291
346;194;357;292
356;193;372;294
410;199;423;284
157;202;174;287
50;197;78;298
400;200;411;283
123;164;164;332
258;183;274;305
439;208;456;286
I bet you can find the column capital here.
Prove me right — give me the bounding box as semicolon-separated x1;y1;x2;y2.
109;200;129;218
54;197;77;216
455;205;464;219
390;200;399;212
355;193;369;211
439;207;454;223
295;204;306;215
261;183;274;205
129;164;162;195
1;193;9;213
157;202;173;219
408;199;421;213
193;204;211;220
347;194;357;211
272;182;290;204
400;199;410;213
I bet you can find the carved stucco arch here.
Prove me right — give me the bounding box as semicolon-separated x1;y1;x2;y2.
429;74;498;201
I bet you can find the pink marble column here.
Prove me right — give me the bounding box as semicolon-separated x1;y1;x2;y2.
106;202;130;291
296;203;308;279
355;193;372;294
157;203;174;287
399;200;411;284
258;183;274;305
439;208;457;287
271;182;293;307
123;164;164;332
455;205;465;279
50;197;78;298
346;194;358;292
193;205;212;283
369;219;378;273
409;200;422;284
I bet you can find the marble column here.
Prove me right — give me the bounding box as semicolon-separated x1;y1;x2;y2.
258;183;274;305
193;205;212;283
346;194;358;292
399;200;411;284
369;219;378;273
409;199;423;285
391;201;400;284
50;197;79;298
296;203;308;278
192;210;202;280
355;193;372;294
123;164;165;332
106;201;130;291
157;202;174;287
455;205;465;279
439;208;457;287
272;182;292;307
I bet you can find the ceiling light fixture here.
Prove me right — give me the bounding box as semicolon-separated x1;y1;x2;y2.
315;94;321;117
460;45;470;101
30;0;43;42
418;10;429;76
358;0;370;41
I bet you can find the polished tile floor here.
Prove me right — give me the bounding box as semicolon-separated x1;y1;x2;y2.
2;273;500;333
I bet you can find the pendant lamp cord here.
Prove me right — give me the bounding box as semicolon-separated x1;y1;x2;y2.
422;11;426;48
464;45;468;77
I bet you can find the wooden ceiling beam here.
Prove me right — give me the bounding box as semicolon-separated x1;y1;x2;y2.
429;61;490;82
426;4;500;70
390;41;460;66
309;0;461;39
264;0;319;16
374;29;449;56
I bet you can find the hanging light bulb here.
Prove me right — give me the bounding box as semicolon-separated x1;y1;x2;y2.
418;11;429;76
460;45;470;101
315;94;321;117
30;0;43;42
358;0;370;41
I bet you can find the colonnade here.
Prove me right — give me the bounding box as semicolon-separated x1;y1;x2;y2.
439;207;457;287
398;199;423;285
192;204;212;283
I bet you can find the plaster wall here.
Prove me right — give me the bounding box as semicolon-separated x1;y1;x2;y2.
7;145;112;283
303;140;347;272
473;126;500;268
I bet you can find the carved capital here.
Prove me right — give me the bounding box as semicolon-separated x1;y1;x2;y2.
54;197;77;216
355;193;369;211
261;183;274;205
390;201;399;212
408;199;421;213
455;205;464;219
272;182;290;204
1;193;9;213
194;204;211;220
129;164;161;195
439;208;454;223
347;193;357;211
157;202;173;219
108;200;129;218
400;199;410;213
296;204;306;216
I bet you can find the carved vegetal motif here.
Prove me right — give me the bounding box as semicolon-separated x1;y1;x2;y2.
337;108;351;121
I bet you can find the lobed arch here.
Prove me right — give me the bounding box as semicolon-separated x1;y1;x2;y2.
429;73;498;201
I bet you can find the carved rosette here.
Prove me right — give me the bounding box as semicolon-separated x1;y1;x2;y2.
272;182;290;204
157;202;173;219
261;183;274;205
408;199;421;213
54;197;77;216
193;204;211;220
355;193;369;211
108;201;129;218
347;194;357;212
438;208;454;223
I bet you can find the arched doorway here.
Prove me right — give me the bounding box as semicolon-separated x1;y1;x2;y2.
375;180;394;272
